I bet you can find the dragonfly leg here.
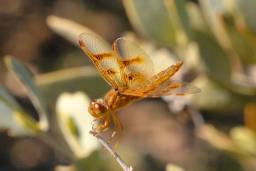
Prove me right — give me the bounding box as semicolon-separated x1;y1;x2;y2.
110;112;123;141
97;112;111;131
88;110;103;118
91;112;111;133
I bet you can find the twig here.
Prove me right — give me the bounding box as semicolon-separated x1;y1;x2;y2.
185;105;204;130
39;133;74;161
90;131;133;171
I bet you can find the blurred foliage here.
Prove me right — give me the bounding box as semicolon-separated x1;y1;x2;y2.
123;0;256;110
166;164;185;171
122;0;256;170
0;56;105;170
198;124;256;170
1;0;256;171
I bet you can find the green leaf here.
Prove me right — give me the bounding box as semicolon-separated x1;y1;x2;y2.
197;124;235;152
0;87;39;135
193;0;256;95
0;86;22;110
192;76;256;114
194;30;256;95
186;2;210;35
194;31;232;84
230;127;256;156
46;15;102;46
221;14;256;65
123;0;177;46
4;56;49;131
199;0;231;47
164;0;192;45
67;116;80;139
166;164;185;171
233;0;256;32
36;66;109;108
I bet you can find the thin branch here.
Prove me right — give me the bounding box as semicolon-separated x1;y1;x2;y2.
185;105;204;130
90;131;133;171
39;133;75;161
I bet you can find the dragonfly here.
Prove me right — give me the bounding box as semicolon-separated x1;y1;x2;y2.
79;33;200;138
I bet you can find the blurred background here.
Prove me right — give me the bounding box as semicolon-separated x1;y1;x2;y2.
0;0;256;171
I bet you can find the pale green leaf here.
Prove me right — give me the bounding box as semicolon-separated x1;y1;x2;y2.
56;92;99;158
234;0;256;31
199;0;231;47
220;14;256;65
4;56;49;131
36;66;109;107
194;31;232;84
192;76;256;114
123;0;177;46
164;0;192;45
166;164;185;171
230;127;256;156
46;15;101;46
0;87;39;135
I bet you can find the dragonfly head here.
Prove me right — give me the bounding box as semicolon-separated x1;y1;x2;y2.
88;99;108;117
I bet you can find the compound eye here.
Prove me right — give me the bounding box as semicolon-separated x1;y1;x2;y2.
90;101;107;114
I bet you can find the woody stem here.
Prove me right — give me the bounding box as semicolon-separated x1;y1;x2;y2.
90;131;133;171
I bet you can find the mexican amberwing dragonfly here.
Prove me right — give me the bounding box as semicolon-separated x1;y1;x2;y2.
79;33;200;138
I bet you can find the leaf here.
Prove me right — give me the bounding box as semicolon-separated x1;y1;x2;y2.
123;0;177;46
194;0;256;95
56;92;99;158
233;0;256;32
36;66;109;108
164;0;192;45
0;86;22;110
221;14;256;65
197;124;235;152
194;24;256;96
4;56;49;131
230;127;256;156
46;15;102;46
192;76;256;114
166;164;185;171
0;87;39;135
186;2;209;34
194;31;232;84
199;0;231;48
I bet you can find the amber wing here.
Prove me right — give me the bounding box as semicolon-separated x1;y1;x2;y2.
79;33;125;89
120;61;200;97
113;37;154;89
79;33;156;90
79;33;199;97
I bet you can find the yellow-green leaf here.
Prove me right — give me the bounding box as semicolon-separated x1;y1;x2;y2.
4;56;49;131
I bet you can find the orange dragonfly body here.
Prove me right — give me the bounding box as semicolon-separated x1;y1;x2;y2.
79;33;200;137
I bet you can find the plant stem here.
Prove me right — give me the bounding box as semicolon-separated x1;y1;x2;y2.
90;132;133;171
39;132;74;161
